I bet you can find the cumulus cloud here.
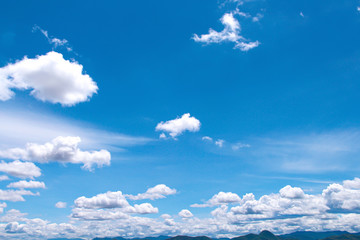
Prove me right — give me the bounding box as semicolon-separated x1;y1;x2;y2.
193;13;259;51
0;190;38;202
192;191;241;207
55;201;67;209
0;51;98;106
322;180;360;211
0;160;41;179
5;221;25;233
2;179;360;239
125;184;177;200
72;190;158;220
156;113;201;139
178;209;193;218
279;185;305;199
74;191;129;209
71;208;130;221
130;203;158;214
7;180;45;189
0;136;111;171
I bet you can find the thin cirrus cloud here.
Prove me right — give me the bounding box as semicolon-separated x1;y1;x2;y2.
32;25;72;51
0;51;98;106
193;12;260;51
0;136;111;171
156;113;201;139
0;109;153;151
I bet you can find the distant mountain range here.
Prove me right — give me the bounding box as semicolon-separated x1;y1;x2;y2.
49;230;360;240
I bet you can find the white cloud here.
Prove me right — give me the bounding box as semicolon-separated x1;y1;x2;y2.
193;13;259;51
159;133;167;139
0;160;41;179
358;6;360;12
232;142;250;150
322;180;360;211
0;51;98;106
131;203;158;214
74;191;129;209
55;201;67;209
343;177;360;189
33;25;72;51
300;12;305;18
7;180;45;189
279;185;305;199
71;208;130;220
192;191;241;207
0;136;111;171
2;179;360;239
72;190;159;220
0;175;9;181
0;202;6;214
202;136;213;141
215;139;225;147
178;209;193;218
5;221;25;233
125;184;177;200
0;109;152;151
0;190;38;202
155;113;200;139
161;213;171;219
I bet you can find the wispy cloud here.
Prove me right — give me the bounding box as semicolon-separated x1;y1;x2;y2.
193;12;259;51
0;109;153;151
32;25;72;51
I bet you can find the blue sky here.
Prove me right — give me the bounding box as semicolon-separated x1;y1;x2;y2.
1;0;360;239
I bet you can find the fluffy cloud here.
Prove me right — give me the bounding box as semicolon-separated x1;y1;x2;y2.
0;136;111;171
322;180;360;211
156;113;200;139
178;209;193;218
279;185;305;199
192;191;241;207
5;221;25;233
0;190;38;202
2;179;360;239
193;13;259;51
0;160;41;179
130;203;158;214
55;201;67;208
7;180;45;189
0;51;98;106
74;191;129;209
125;184;177;200
71;207;130;220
